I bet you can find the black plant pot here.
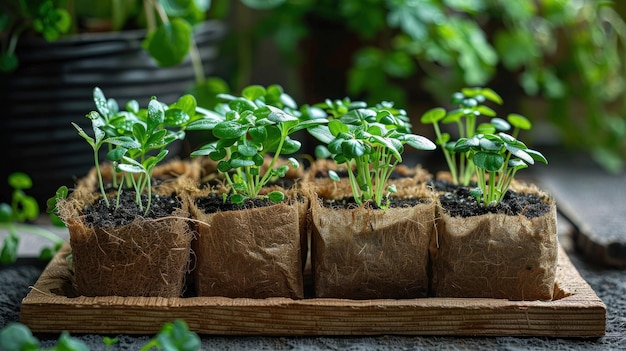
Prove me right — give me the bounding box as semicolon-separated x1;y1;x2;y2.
0;21;226;207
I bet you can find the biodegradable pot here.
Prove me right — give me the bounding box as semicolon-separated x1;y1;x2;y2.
58;175;194;298
190;189;305;299
309;184;435;299
430;183;558;301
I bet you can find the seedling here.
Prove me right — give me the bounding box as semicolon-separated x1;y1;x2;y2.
75;87;202;214
0;173;65;264
188;84;327;205
311;100;436;208
422;87;547;207
455;118;547;207
420;87;504;186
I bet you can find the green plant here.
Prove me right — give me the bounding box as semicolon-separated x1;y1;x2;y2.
310;98;436;208
0;173;65;264
1;0;211;85
140;319;201;351
423;87;547;207
188;84;327;205
74;87;203;214
0;320;199;351
420;87;505;186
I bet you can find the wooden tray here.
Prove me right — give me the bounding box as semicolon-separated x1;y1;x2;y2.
20;244;606;337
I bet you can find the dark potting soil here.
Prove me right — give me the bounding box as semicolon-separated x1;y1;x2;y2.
195;192;284;214
429;180;551;219
83;191;181;227
321;196;431;210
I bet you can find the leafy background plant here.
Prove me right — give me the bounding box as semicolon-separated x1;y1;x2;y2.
0;0;213;82
225;0;626;173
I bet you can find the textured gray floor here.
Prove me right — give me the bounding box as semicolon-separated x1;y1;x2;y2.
2;152;625;350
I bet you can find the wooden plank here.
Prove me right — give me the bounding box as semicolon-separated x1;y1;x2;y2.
20;244;605;337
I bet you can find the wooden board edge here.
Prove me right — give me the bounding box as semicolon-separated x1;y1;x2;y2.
20;244;606;337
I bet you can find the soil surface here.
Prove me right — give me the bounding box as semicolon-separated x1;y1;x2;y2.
321;196;430;210
195;192;283;214
430;180;550;218
83;191;181;227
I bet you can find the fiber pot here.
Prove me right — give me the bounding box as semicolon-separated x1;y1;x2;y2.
309;183;435;299
190;188;305;299
430;182;558;300
57;168;195;298
0;21;225;207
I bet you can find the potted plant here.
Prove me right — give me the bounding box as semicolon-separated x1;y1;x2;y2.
56;87;205;297
185;84;326;299
0;0;226;208
422;87;557;300
305;98;437;299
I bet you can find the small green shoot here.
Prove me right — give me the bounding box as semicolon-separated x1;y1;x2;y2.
420;87;504;186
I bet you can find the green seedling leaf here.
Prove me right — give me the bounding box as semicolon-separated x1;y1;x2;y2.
143;18;192;67
213;121;247;139
55;331;89;351
0;233;19;264
268;191;285;203
230;158;256;168
147;99;165;132
442;110;464;124
328;170;341;181
242;85;266;101
479;88;503;104
476;105;496;117
0;323;39;351
8;172;32;191
315;145;332;159
229;97;257;112
342;139;366;158
478;135;503;152
509;158;529;170
505;144;534;164
469;187;483;201
93;87;110;118
507;113;532;130
230;193;247;206
473;152;504;172
329;120;349;136
490;118;511;131
107;147;128;162
267;105;298;123
525;149;548;164
288;157;299;169
0;203;12;223
476;123;496;134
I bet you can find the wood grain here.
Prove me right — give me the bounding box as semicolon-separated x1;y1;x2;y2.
20;244;605;337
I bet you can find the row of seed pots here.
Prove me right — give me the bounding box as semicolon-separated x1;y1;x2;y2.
58;156;557;302
55;86;558;302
